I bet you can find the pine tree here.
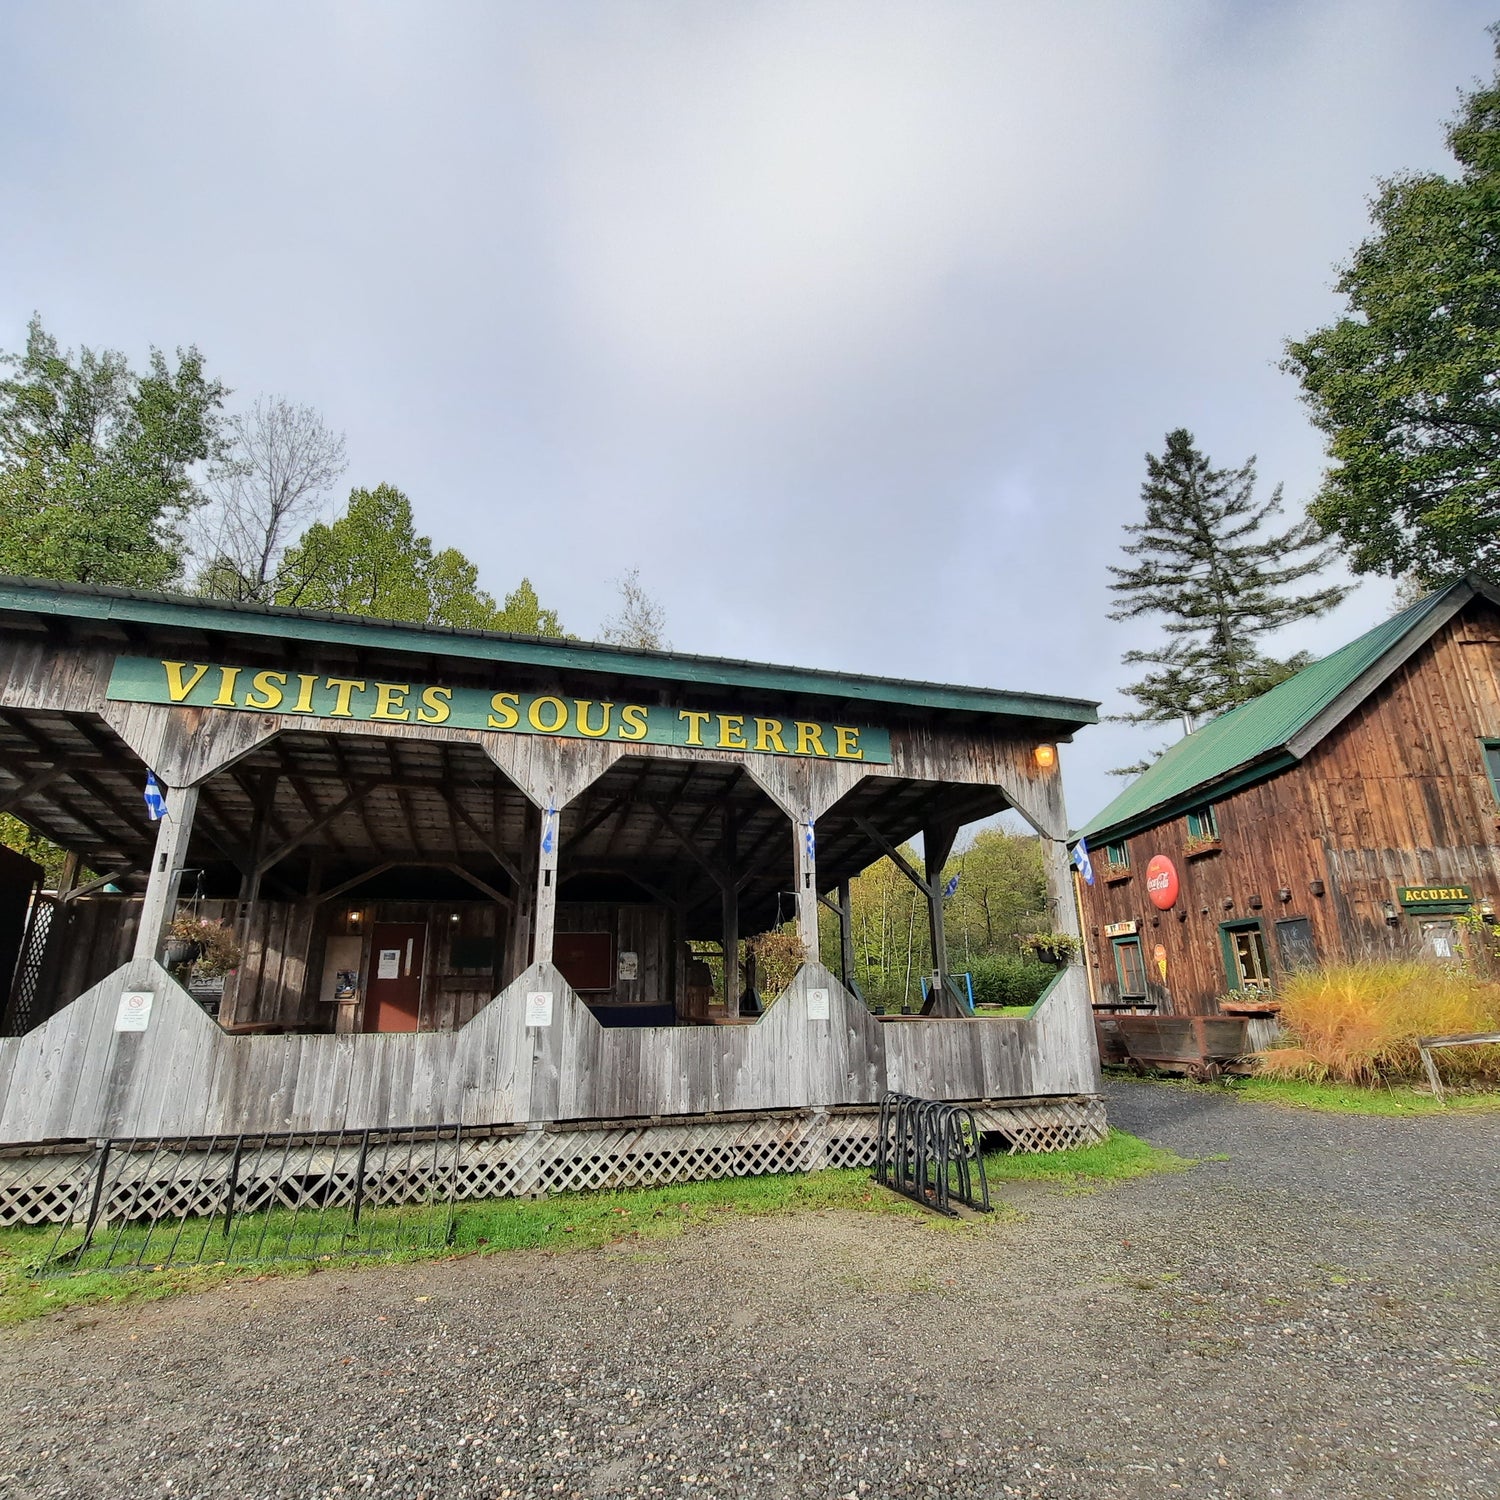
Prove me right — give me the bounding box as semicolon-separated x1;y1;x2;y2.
1109;429;1348;725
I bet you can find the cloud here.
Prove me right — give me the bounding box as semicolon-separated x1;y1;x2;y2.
0;0;1493;824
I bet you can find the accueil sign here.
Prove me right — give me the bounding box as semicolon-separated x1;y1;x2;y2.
105;657;892;764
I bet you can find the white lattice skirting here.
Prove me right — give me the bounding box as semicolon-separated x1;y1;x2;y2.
0;1096;1107;1228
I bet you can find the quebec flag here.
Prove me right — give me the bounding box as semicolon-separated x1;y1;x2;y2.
1071;837;1094;887
143;773;167;822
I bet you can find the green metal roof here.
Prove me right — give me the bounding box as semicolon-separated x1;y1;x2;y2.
0;574;1099;729
1078;581;1472;842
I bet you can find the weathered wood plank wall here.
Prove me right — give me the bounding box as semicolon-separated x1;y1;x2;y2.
0;959;1100;1141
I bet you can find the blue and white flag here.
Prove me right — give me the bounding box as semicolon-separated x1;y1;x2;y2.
1071;837;1094;887
541;802;557;855
804;819;816;863
943;873;960;899
143;773;167;822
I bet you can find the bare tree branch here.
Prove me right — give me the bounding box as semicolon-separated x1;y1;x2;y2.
598;566;670;650
193;395;346;601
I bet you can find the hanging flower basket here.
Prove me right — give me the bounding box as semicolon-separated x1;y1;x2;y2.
165;915;242;978
1019;932;1083;967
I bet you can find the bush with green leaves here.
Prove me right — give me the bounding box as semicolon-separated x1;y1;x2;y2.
967;953;1053;1010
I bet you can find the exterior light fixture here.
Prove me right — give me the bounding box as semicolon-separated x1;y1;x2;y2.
1249;895;1263;910
1482;898;1496;925
349;910;362;924
1221;897;1234;910
1034;745;1056;769
450;912;461;923
1382;901;1399;926
1277;888;1292;903
1309;880;1325;897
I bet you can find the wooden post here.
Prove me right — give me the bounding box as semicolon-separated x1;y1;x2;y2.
534;796;559;967
131;783;200;964
838;878;856;992
57;851;81;899
794;811;818;957
722;809;739;1018
923;822;958;996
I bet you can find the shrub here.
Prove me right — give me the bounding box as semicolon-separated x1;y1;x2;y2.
968;953;1054;1010
1257;960;1500;1085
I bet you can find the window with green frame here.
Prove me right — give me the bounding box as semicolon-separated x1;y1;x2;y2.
1481;739;1500;805
1186;804;1219;841
1112;936;1147;998
1103;839;1129;869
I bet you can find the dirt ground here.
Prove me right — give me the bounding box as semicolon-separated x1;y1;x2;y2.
0;1078;1496;1500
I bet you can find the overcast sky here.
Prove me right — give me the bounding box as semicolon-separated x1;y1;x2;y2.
1;2;1493;828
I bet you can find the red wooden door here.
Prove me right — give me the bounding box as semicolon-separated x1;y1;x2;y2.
367;923;427;1032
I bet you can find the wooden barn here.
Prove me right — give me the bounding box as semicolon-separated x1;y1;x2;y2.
0;576;1104;1219
1075;577;1500;1072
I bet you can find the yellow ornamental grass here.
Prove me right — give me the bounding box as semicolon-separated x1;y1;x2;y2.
1257;961;1500;1085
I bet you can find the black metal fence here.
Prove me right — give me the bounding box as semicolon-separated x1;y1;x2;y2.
36;1123;463;1275
2;894;55;1037
873;1092;991;1215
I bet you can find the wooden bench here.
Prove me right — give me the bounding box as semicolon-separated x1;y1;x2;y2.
1417;1031;1500;1103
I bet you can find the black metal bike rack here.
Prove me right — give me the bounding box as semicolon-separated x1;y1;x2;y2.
873;1092;992;1216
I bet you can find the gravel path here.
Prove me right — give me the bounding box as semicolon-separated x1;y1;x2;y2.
1;1080;1497;1500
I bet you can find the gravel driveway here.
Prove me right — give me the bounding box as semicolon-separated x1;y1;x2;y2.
1;1080;1497;1500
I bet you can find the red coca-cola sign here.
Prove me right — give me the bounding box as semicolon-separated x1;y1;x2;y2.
1145;854;1179;910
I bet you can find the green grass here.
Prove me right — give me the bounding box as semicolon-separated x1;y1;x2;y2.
1114;1067;1500;1116
0;1130;1180;1328
1228;1074;1500;1116
972;1004;1034;1018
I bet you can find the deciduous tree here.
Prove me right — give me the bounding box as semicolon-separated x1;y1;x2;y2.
1286;34;1500;586
0;316;226;587
276;484;566;635
599;567;670;649
195;396;346;602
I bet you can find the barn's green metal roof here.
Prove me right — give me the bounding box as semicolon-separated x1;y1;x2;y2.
1078;581;1471;842
0;574;1099;729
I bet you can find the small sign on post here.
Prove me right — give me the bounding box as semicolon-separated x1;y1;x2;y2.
807;987;830;1021
525;991;554;1028
115;990;154;1032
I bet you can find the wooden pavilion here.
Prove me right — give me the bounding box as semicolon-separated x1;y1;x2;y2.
0;577;1103;1211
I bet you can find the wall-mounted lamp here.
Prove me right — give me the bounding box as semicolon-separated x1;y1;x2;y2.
1178;909;1188;922
349;910;363;924
1034;745;1057;769
1277;888;1292;904
1221;897;1235;911
1309;880;1326;897
1482;898;1496;925
1249;895;1263;910
450;912;461;923
1382;901;1399;926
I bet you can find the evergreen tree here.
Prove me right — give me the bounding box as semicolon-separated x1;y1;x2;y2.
1109;429;1347;724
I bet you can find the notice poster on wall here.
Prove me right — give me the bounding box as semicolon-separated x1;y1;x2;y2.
618;951;639;981
115;990;154;1032
376;948;401;980
525;991;554;1028
807;987;830;1020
